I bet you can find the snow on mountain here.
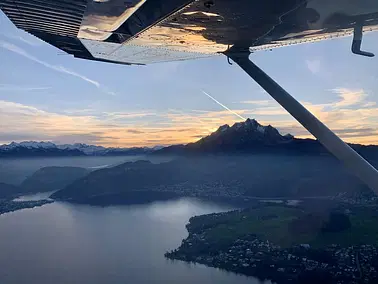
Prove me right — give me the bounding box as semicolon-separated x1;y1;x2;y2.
244;118;266;134
152;145;165;151
212;119;283;141
257;125;266;134
0;142;159;156
0;141;57;150
57;143;106;155
218;125;230;132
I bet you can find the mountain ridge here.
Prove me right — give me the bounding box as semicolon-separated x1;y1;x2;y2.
0;141;161;157
154;119;378;159
1;119;377;158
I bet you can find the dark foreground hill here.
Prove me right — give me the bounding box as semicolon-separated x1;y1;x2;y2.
0;183;22;200
51;155;371;203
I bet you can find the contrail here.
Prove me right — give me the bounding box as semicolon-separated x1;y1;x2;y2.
201;90;246;120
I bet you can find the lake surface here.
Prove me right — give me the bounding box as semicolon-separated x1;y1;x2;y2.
0;198;266;284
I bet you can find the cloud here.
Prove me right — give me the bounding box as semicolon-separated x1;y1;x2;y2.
104;111;156;120
282;89;378;143
252;106;287;116
52;133;104;145
0;100;45;116
331;128;378;139
332;88;367;108
238;100;271;105
126;129;145;134
168;109;208;126
0;132;50;142
305;59;321;74
237;99;287;116
364;102;377;108
0;32;42;46
0;83;377;147
0;84;52;92
0;99;246;146
230;88;378;145
0;40;116;96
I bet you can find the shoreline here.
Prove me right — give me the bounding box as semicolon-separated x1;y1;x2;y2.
0;199;54;216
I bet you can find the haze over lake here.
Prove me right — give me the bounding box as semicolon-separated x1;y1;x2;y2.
0;156;172;185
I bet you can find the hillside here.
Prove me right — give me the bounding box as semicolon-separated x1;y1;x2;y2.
21;166;90;193
0;182;22;200
51;155;369;203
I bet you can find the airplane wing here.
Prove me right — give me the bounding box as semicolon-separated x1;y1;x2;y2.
1;0;378;65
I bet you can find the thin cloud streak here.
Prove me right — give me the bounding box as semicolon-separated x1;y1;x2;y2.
0;32;41;46
201;90;246;120
168;109;209;127
238;100;271;105
0;84;52;92
0;40;116;95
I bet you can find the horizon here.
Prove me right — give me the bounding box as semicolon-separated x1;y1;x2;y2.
1;12;377;147
2;117;378;148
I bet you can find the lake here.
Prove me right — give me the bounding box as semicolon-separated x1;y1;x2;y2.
0;198;267;284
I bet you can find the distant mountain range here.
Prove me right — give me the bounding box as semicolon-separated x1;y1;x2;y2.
0;141;163;157
1;119;376;204
1;119;377;159
50;119;378;203
155;119;378;160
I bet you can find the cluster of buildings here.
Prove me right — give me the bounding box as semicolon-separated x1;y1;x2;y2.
333;192;378;205
166;233;378;284
154;181;245;199
0;200;52;215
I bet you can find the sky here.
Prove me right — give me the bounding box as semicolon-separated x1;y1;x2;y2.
0;11;378;147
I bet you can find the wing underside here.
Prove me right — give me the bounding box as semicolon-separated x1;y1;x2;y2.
1;0;378;65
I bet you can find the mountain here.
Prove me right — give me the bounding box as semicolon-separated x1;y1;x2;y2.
0;166;91;200
0;182;22;200
188;118;293;151
0;142;157;157
21;166;90;193
154;118;304;155
57;143;107;155
155;119;378;159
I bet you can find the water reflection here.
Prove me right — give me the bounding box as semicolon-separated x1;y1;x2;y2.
0;198;267;284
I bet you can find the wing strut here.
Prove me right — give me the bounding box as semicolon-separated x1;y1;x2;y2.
225;48;378;193
352;23;375;57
